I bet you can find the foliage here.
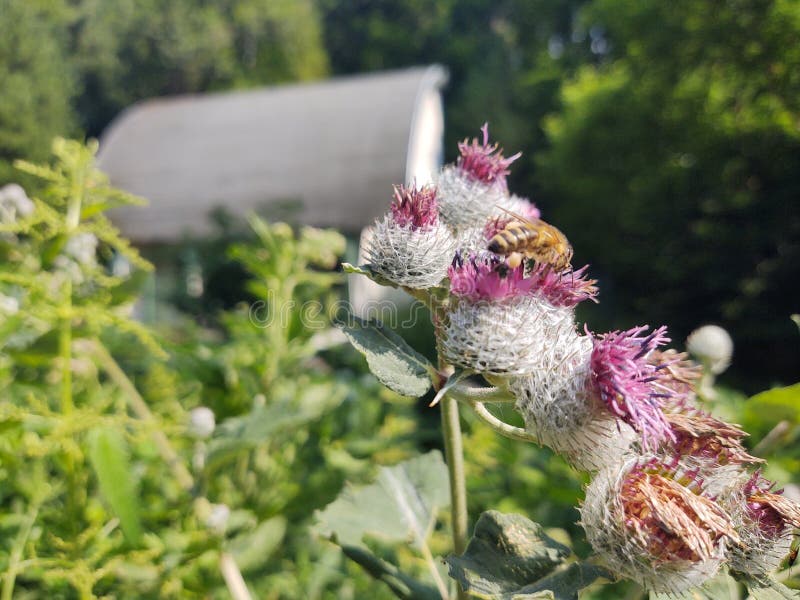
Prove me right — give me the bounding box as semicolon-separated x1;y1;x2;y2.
536;0;800;389
0;0;76;185
0;140;426;598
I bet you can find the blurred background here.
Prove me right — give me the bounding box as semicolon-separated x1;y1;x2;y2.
1;1;799;598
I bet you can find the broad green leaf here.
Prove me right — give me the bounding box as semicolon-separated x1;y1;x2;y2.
446;511;608;600
229;516;287;573
651;569;742;599
206;383;343;471
339;544;441;600
745;383;800;425
314;450;449;548
335;314;435;397
88;427;142;544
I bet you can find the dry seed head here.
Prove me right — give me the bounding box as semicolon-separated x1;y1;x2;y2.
581;455;738;593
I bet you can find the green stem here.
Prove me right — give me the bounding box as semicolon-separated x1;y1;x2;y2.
469;402;540;444
59;279;73;415
440;395;468;599
1;502;39;600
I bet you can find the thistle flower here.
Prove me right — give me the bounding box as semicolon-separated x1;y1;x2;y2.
581;455;739;593
589;326;676;450
687;324;733;375
724;472;800;575
664;400;761;469
456;123;521;190
441;254;578;374
367;184;456;289
436;124;520;230
507;334;637;471
389;184;438;228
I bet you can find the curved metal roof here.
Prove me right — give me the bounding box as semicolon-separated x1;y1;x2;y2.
98;65;448;242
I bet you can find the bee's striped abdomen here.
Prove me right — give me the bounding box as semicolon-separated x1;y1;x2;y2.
488;222;536;255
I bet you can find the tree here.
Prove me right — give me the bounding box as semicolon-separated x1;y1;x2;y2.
0;0;75;184
537;0;800;388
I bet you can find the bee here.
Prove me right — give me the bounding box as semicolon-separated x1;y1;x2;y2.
487;207;573;271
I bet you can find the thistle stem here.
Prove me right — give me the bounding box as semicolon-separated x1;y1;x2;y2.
439;392;468;600
469;402;540;444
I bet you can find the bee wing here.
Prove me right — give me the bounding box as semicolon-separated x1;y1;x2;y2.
493;205;541;228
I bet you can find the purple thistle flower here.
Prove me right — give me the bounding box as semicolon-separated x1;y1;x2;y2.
390;184;439;229
589;325;676;450
742;472;800;538
525;263;598;308
449;253;598;306
448;253;525;301
457;123;521;190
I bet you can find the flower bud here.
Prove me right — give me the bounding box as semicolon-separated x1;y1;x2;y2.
367;184;456;289
686;325;733;374
436;124;520;230
188;406;216;439
205;503;230;534
581;455;738;593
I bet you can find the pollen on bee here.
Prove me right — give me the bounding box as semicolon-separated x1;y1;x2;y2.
507;252;523;269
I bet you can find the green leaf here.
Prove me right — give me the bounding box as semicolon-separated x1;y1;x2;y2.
429;368;470;407
334;314;435;397
746;383;800;425
206;383;343;471
314;450;449;548
229;516;287;573
88;427;142;545
338;544;442;600
651;569;742;599
446;511;609;600
742;575;800;600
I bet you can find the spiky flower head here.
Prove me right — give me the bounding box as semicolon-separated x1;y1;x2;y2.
448;253;597;308
724;472;800;575
436;125;520;230
456;123;521;190
367;184;456;289
441;253;578;374
507;334;637;471
581;455;739;593
589;326;676;451
389;184;439;229
687;324;733;374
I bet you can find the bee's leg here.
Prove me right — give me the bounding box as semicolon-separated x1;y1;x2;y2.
507;252;523;269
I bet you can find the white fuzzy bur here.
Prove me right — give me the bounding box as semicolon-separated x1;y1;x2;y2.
366;218;456;289
581;457;729;595
435;166;507;230
441;295;576;375
506;334;636;472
